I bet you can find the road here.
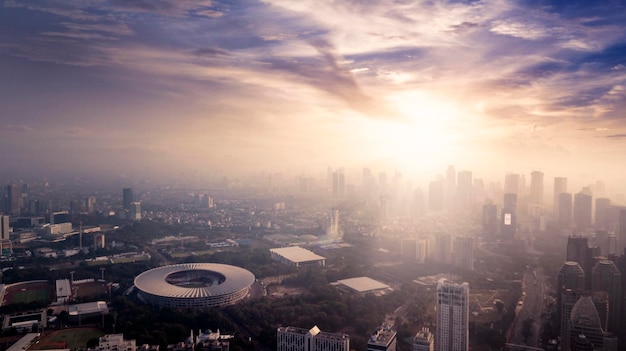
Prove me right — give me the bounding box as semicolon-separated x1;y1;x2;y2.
508;266;545;347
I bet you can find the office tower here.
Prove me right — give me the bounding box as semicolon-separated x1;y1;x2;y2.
413;188;425;218
559;290;609;351
129;202;141;221
446;166;456;210
453;236;474;271
85;196;96;214
436;279;469;351
482;202;498;239
4;184;20;217
367;326;396;351
529;170;544;205
429;180;444;212
566;236;593;289
618;209;626;256
501;193;516;238
0;215;9;241
591;260;621;333
332;168;346;197
569;296;606;351
504;173;520;194
455;171;472;211
435;234;453;264
123;188;134;211
574;192;593;232
277;325;349;351
412;328;434;351
557;262;585;334
554;177;568;213
327;208;339;238
594;198;611;230
559;193;573;227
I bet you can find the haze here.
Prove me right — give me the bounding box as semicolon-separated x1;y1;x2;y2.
1;0;626;188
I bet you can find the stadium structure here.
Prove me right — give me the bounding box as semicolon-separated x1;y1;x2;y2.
134;263;255;308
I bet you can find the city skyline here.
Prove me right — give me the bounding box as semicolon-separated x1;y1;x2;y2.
1;1;626;183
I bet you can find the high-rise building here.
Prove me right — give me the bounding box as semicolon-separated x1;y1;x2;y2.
277;326;349;351
129;202;141;221
554;177;568;214
591;260;621;333
501;193;516;238
568;296;606;351
504;173;520;195
327;208;339;238
435;234;453;264
0;215;9;241
559;289;609;351
85;195;96;214
558;193;573;227
557;261;586;334
429;180;444;212
446;166;456;210
566;237;593;289
594;198;611;230
529;171;544;205
482;203;498;239
123;188;134;211
574;192;592;232
453;236;474;271
618;209;626;256
332;168;346;197
436;279;469;351
4;184;20;217
367;326;396;351
412;328;434;351
455;171;472;211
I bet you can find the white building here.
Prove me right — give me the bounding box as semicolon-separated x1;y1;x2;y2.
436;279;469;351
367;326;396;351
277;325;349;351
270;247;326;267
413;327;434;351
98;334;136;351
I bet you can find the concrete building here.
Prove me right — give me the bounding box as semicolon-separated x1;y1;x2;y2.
529;171;543;205
501;193;517;238
367;326;396;351
129;202;141;221
558;193;573;227
98;334;136;351
453;236;474;271
269;247;326;267
554;177;567;214
1;215;9;240
574;192;592;232
123;188;134;211
335;277;391;296
277;325;349;351
412;328;434;351
591;260;621;333
436;279;469;351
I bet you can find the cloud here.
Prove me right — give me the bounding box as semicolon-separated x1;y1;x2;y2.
191;47;231;57
0;125;33;132
605;134;626;139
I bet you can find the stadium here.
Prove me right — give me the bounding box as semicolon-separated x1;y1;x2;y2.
134;263;255;308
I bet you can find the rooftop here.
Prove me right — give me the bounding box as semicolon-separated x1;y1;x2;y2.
269;246;325;263
336;277;390;293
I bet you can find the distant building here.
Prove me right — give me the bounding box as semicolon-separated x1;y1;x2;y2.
123;188;134;211
594;198;611;230
269;247;326;267
277;326;349;351
453;236;474;271
335;277;392;296
482;203;498;239
558;193;573;227
98;334;136;351
554;177;567;214
455;171;472;212
591;260;621;333
412;327;434;351
504;173;520;195
85;195;96;214
436;279;469;351
4;184;20;217
129;202;141;221
367;325;397;351
574;192;592;232
46;222;73;235
529;171;543;205
435;234;452;264
501;193;516;238
1;215;9;240
429;180;444;212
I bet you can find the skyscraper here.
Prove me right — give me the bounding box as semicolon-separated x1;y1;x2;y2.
568;296;606;351
436;279;469;351
481;202;498;239
446;166;456;210
618;209;626;256
529;170;544;205
277;326;349;351
455;171;472;211
566;237;593;289
557;261;585;336
554;177;567;214
332;168;346;197
123;188;134;211
0;215;9;241
453;236;474;271
574;192;592;232
501;193;516;238
558;193;573;227
412;328;434;351
594;198;611;230
504;173;520;195
4;184;20;217
591;260;621;333
429;180;444;212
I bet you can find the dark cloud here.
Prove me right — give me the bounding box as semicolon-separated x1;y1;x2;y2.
448;22;480;34
605;134;626;139
191;47;231;57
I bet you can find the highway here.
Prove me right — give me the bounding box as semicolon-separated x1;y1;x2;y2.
508;266;545;347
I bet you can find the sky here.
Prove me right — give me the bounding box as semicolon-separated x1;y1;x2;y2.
1;0;626;187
